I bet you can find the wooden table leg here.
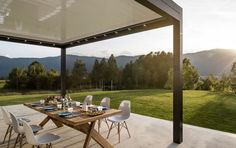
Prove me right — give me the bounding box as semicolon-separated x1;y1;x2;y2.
83;122;96;148
39;116;50;127
51;119;63;128
75;122;113;148
39;116;63;128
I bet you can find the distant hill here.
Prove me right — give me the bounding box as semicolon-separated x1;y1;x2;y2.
1;49;236;78
0;55;138;77
184;49;236;77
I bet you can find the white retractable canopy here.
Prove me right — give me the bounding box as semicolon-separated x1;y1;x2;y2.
0;0;162;43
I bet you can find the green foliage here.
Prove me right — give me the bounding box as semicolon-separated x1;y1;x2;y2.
71;59;88;89
230;62;236;92
0;80;6;89
183;58;200;90
165;58;200;90
5;61;60;90
5;67;28;89
122;51;173;89
107;54;119;83
27;61;45;89
198;74;231;91
89;55;120;90
164;68;173;89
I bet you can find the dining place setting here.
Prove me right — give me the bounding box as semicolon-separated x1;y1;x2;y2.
28;95;110;120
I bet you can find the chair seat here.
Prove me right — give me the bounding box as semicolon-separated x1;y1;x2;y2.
108;115;128;123
18;125;43;134
31;125;43;133
35;133;61;145
21;118;31;122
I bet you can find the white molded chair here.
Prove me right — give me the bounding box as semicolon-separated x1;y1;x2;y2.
107;100;131;143
83;95;93;105
9;112;43;148
21;119;61;148
1;107;13;147
97;97;110;133
100;97;110;108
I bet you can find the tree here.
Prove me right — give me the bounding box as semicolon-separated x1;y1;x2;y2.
200;74;218;90
71;59;87;89
230;62;236;92
165;58;200;90
99;58;108;89
164;68;173;89
183;58;200;90
27;61;45;89
90;59;101;88
107;54;119;89
6;67;27;90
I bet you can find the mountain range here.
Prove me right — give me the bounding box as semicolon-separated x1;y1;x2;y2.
0;55;138;78
0;49;236;78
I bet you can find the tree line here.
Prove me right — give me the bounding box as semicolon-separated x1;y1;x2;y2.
5;61;60;90
4;51;234;92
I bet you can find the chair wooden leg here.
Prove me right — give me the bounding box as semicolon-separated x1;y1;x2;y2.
7;126;13;148
106;122;114;139
105;118;109;128
19;134;23;148
124;121;131;138
2;125;10;144
13;133;20;148
118;123;120;143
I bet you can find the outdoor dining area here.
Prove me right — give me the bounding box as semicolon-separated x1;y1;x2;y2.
0;95;131;148
1;0;228;147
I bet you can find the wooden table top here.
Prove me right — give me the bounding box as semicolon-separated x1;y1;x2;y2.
24;103;122;127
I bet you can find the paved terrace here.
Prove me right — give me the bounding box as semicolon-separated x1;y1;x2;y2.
0;105;236;148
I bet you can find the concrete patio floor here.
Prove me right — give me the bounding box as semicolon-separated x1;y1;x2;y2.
0;104;236;148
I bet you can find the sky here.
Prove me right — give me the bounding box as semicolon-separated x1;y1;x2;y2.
0;0;236;58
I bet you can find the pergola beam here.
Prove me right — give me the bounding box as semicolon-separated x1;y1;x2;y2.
173;18;183;143
61;47;66;97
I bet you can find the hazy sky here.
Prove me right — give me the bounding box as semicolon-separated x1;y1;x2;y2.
0;0;236;58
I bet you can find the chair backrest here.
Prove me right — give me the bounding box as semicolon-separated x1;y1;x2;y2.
1;107;12;125
100;97;110;108
9;112;21;133
118;100;131;120
20;119;37;145
84;95;93;105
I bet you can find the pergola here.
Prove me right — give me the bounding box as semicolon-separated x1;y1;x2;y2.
0;0;183;144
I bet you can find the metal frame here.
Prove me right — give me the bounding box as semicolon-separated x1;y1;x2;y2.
0;0;183;144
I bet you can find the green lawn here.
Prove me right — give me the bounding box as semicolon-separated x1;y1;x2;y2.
0;89;236;134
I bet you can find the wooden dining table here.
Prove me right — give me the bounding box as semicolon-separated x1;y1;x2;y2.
24;103;122;148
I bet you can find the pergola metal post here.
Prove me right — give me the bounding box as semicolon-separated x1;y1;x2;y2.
61;47;66;97
173;18;183;144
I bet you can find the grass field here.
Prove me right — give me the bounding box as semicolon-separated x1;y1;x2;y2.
0;89;236;134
